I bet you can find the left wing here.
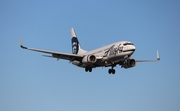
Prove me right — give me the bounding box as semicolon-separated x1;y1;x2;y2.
18;38;84;61
136;50;160;62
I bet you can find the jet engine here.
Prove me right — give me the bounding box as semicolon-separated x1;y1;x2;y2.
122;59;136;68
82;55;97;63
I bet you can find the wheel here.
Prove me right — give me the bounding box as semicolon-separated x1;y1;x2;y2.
89;68;92;72
112;69;115;74
85;67;92;72
85;67;88;72
108;69;112;74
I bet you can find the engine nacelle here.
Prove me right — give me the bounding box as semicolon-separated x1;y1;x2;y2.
82;55;97;63
122;59;136;69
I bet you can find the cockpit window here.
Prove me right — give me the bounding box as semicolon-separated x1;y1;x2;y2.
123;43;134;45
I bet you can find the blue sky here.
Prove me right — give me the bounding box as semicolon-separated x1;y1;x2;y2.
0;0;180;111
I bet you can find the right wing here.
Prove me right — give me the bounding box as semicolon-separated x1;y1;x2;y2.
136;50;160;62
18;38;84;61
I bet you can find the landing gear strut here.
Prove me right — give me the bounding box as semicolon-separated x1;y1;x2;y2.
108;67;116;74
85;67;92;72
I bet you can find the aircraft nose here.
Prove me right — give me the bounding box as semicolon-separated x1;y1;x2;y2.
131;45;136;52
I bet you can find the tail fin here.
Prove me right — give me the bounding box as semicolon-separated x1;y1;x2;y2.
71;28;87;54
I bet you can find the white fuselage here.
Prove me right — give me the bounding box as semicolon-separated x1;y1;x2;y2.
72;41;136;68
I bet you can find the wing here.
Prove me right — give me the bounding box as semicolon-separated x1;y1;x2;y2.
18;38;83;61
136;51;160;62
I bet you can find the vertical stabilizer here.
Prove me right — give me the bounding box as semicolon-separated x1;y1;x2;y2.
71;28;87;54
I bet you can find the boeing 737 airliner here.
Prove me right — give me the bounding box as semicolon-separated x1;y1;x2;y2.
18;28;160;74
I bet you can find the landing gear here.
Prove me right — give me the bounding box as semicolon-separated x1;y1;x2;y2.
108;68;115;74
108;65;116;74
85;67;92;72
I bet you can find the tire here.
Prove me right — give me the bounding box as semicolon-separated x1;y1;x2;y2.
108;69;112;74
112;69;115;74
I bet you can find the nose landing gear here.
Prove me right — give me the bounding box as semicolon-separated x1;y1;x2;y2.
108;67;116;74
85;67;92;72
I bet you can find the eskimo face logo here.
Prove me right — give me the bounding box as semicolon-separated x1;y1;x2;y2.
71;37;79;54
72;42;78;54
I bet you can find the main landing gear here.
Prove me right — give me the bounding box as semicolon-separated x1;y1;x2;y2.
108;67;116;74
85;67;116;74
85;67;92;72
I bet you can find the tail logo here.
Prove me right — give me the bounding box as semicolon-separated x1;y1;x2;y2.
72;37;79;54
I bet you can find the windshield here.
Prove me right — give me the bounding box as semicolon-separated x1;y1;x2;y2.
123;43;134;46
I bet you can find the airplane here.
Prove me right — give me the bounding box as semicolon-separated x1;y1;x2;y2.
18;28;160;74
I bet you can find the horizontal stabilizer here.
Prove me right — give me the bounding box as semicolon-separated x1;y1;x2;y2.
42;55;54;58
42;55;60;61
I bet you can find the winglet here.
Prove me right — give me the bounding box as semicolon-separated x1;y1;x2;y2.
157;50;160;60
18;38;27;49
